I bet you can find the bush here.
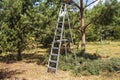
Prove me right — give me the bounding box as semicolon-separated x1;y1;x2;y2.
59;53;75;71
59;53;120;76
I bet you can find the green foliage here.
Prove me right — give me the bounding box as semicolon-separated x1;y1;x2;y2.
0;0;34;60
59;54;75;71
59;52;120;75
113;26;120;39
33;1;61;47
89;0;120;40
0;0;63;58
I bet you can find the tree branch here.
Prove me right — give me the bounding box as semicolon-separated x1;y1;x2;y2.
71;1;81;10
84;0;99;9
84;21;92;30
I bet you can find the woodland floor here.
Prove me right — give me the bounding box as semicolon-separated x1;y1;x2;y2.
0;41;120;80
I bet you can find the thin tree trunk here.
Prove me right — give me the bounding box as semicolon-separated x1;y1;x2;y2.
17;35;23;61
81;28;86;52
100;32;103;44
17;48;22;61
81;17;86;53
80;0;86;53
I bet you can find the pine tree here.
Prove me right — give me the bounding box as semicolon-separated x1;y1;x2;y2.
0;0;33;60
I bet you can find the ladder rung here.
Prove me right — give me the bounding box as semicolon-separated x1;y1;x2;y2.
55;34;61;36
54;40;61;43
62;39;68;41
49;60;57;63
52;47;59;49
54;39;67;42
58;21;63;24
57;28;62;30
48;66;56;70
51;53;58;56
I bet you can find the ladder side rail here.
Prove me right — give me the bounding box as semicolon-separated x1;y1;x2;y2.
63;4;68;62
63;26;68;62
55;4;67;73
66;5;77;64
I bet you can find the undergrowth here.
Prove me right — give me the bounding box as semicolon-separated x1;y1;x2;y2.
59;52;120;76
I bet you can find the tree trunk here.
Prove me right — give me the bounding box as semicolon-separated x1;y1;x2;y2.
81;28;86;52
100;32;103;44
80;0;86;53
17;48;22;61
81;17;86;53
17;38;22;61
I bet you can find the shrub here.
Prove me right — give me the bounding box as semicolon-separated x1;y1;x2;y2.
59;53;120;76
59;53;75;71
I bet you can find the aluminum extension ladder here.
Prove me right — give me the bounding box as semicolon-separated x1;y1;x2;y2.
47;3;76;73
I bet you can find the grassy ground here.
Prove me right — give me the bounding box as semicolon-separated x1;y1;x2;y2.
0;41;120;80
86;41;120;58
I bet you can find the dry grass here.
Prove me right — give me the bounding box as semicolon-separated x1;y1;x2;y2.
0;41;120;80
0;62;120;80
86;41;120;58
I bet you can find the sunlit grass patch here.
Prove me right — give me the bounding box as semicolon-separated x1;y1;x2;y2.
85;41;120;58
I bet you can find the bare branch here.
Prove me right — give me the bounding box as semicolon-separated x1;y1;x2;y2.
84;0;99;9
76;21;92;31
71;1;81;10
84;21;92;30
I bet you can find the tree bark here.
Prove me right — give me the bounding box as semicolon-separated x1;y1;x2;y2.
80;0;86;53
17;48;22;61
81;17;86;53
17;35;23;61
81;28;86;52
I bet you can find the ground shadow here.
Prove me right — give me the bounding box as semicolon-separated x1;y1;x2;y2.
77;51;101;60
0;68;24;79
0;51;101;65
0;52;48;65
22;53;48;65
0;54;17;64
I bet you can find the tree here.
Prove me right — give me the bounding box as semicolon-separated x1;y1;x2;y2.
0;0;63;60
67;0;120;53
92;0;120;40
68;0;100;53
0;0;33;60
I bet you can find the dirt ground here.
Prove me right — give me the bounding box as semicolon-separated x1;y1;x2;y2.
0;61;120;80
